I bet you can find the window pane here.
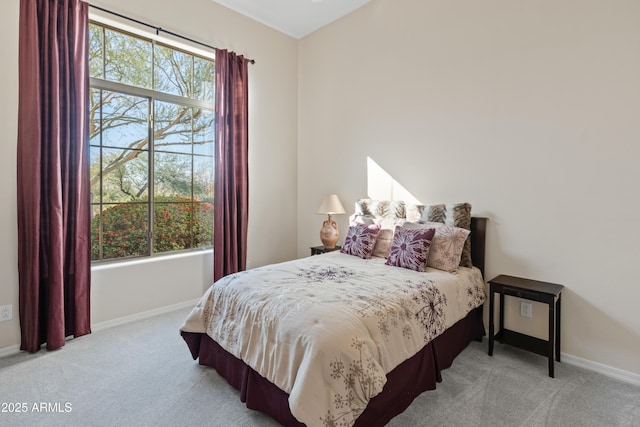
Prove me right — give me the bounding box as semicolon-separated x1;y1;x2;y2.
154;45;193;97
104;28;152;89
194;56;214;102
89;23;103;79
90;146;101;203
102;148;149;203
97;203;149;260
193;202;214;248
154;101;192;154
102;91;149;150
154;152;192;198
193;108;214;155
89;88;102;146
154;202;193;253
193;155;213;200
91;205;102;260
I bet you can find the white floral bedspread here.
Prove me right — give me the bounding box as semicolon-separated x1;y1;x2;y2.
181;251;485;427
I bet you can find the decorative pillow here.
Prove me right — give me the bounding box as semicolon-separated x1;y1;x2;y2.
419;202;472;268
445;203;472;268
406;204;425;222
355;199;406;221
349;211;403;259
350;213;403;228
351;199;473;266
372;228;394;258
420;204;447;223
385;226;435;272
408;222;470;273
340;223;381;259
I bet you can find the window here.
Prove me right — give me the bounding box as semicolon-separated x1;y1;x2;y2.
89;22;215;261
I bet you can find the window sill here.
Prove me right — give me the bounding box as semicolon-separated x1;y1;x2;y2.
91;249;213;272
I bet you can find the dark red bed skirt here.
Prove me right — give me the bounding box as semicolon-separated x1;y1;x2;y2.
181;306;485;427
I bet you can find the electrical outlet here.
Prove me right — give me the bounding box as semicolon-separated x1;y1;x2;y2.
520;302;532;318
0;305;12;321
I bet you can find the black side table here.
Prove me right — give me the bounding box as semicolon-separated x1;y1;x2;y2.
310;245;341;256
488;274;564;377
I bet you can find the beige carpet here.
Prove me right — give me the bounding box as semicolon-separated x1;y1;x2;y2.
0;307;638;426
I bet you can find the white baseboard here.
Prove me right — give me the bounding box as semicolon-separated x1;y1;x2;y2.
0;344;20;358
561;352;640;387
92;299;199;332
0;299;199;359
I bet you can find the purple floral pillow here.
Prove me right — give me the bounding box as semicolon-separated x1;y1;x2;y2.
385;226;436;272
341;223;382;259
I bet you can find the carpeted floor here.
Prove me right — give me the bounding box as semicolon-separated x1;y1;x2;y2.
0;307;638;426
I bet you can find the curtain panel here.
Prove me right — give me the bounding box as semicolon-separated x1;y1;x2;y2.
17;0;91;352
213;49;250;282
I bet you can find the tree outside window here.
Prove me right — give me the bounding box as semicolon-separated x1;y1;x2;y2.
89;22;214;261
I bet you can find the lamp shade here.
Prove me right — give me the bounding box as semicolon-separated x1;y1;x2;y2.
316;194;346;215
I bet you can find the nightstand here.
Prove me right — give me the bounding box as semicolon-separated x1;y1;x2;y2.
310;245;341;256
488;274;564;377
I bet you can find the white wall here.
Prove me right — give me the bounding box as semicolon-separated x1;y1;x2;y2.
298;0;640;375
0;0;299;350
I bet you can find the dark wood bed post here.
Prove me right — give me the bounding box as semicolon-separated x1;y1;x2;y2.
471;217;488;277
471;216;488;342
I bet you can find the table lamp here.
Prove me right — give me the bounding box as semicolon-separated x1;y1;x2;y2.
316;194;346;249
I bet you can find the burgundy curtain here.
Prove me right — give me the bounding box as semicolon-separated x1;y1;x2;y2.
17;0;91;352
213;49;249;282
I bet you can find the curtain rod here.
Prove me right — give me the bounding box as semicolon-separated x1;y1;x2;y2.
88;4;255;64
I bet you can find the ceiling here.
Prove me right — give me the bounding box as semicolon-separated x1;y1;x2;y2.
211;0;372;39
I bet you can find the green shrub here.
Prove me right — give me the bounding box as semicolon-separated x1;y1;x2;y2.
91;196;213;260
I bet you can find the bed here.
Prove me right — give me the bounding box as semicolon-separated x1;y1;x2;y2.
181;200;488;427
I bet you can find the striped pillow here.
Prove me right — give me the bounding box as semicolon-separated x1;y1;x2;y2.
445;203;472;268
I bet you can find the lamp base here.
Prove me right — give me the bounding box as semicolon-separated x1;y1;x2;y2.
320;219;339;249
